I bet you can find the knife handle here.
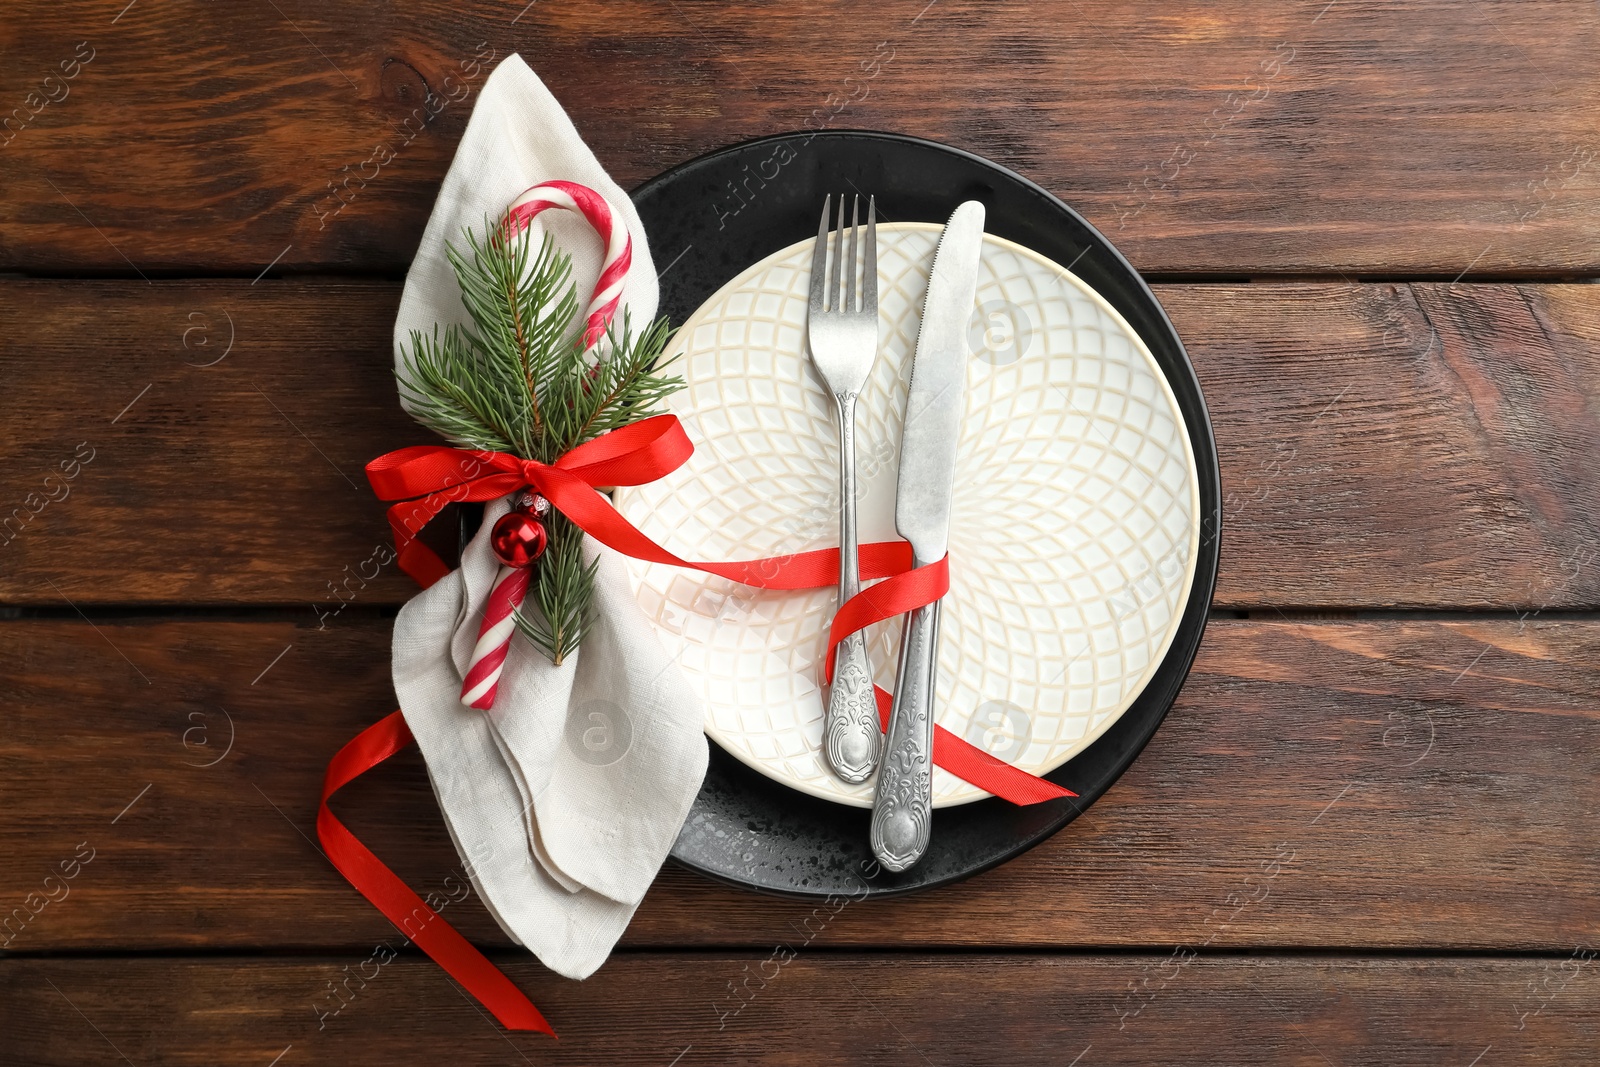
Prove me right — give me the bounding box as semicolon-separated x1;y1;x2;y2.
871;596;940;872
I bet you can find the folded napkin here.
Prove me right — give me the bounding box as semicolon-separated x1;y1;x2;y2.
390;54;708;979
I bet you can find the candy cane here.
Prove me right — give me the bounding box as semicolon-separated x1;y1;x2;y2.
503;179;633;351
461;564;532;709
461;181;631;711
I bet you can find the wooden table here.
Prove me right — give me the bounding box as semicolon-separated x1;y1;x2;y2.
4;2;1598;1063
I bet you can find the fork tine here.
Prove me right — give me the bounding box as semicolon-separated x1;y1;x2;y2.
863;195;877;314
844;195;859;313
826;194;842;314
810;194;831;312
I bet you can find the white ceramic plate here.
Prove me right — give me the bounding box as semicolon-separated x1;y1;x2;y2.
613;223;1200;807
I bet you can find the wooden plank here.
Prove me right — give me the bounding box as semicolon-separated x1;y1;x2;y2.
1;617;1595;953
0;280;420;607
5;954;1596;1065
1195;280;1600;609
3;280;1597;609
2;1;1597;274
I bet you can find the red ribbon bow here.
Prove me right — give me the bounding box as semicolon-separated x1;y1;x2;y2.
369;415;910;592
319;413;1074;1034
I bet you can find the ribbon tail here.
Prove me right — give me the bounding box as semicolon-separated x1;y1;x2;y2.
386;496;455;589
931;723;1078;804
317;712;556;1037
870;687;1076;805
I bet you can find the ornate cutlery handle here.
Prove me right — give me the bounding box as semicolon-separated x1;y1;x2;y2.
871;596;940;872
825;393;880;783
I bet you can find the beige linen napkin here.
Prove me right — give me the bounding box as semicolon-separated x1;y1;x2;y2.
389;53;707;979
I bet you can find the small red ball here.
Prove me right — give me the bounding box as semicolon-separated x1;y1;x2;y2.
490;511;548;568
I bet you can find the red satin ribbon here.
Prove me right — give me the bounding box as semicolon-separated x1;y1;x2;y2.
823;564;1080;806
368;414;920;592
317;712;554;1035
319;412;1075;1033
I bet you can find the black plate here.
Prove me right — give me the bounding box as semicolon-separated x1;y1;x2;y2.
631;131;1221;898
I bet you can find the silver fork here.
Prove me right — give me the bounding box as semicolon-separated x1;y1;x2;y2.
807;193;881;784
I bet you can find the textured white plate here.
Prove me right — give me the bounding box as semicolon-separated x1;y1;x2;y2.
613;223;1200;807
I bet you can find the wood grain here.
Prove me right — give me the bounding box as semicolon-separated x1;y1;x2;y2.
0;280;420;607
4;0;1594;1057
2;280;1596;609
1;617;1594;953
6;954;1597;1065
2;1;1598;274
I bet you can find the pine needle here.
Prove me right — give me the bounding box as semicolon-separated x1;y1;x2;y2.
397;219;681;663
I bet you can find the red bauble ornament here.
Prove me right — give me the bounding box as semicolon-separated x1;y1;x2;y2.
491;511;548;568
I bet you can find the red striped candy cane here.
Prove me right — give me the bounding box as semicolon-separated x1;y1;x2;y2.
460;564;532;709
503;179;633;351
461;182;631;710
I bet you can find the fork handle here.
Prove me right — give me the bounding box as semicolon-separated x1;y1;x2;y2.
824;393;881;783
871;593;939;872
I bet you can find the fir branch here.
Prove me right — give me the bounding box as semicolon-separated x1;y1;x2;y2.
513;512;597;664
570;313;680;445
395;217;684;666
501;235;543;438
397;323;521;452
402;222;583;456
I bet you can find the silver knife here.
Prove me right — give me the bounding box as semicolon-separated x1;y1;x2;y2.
870;201;986;872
